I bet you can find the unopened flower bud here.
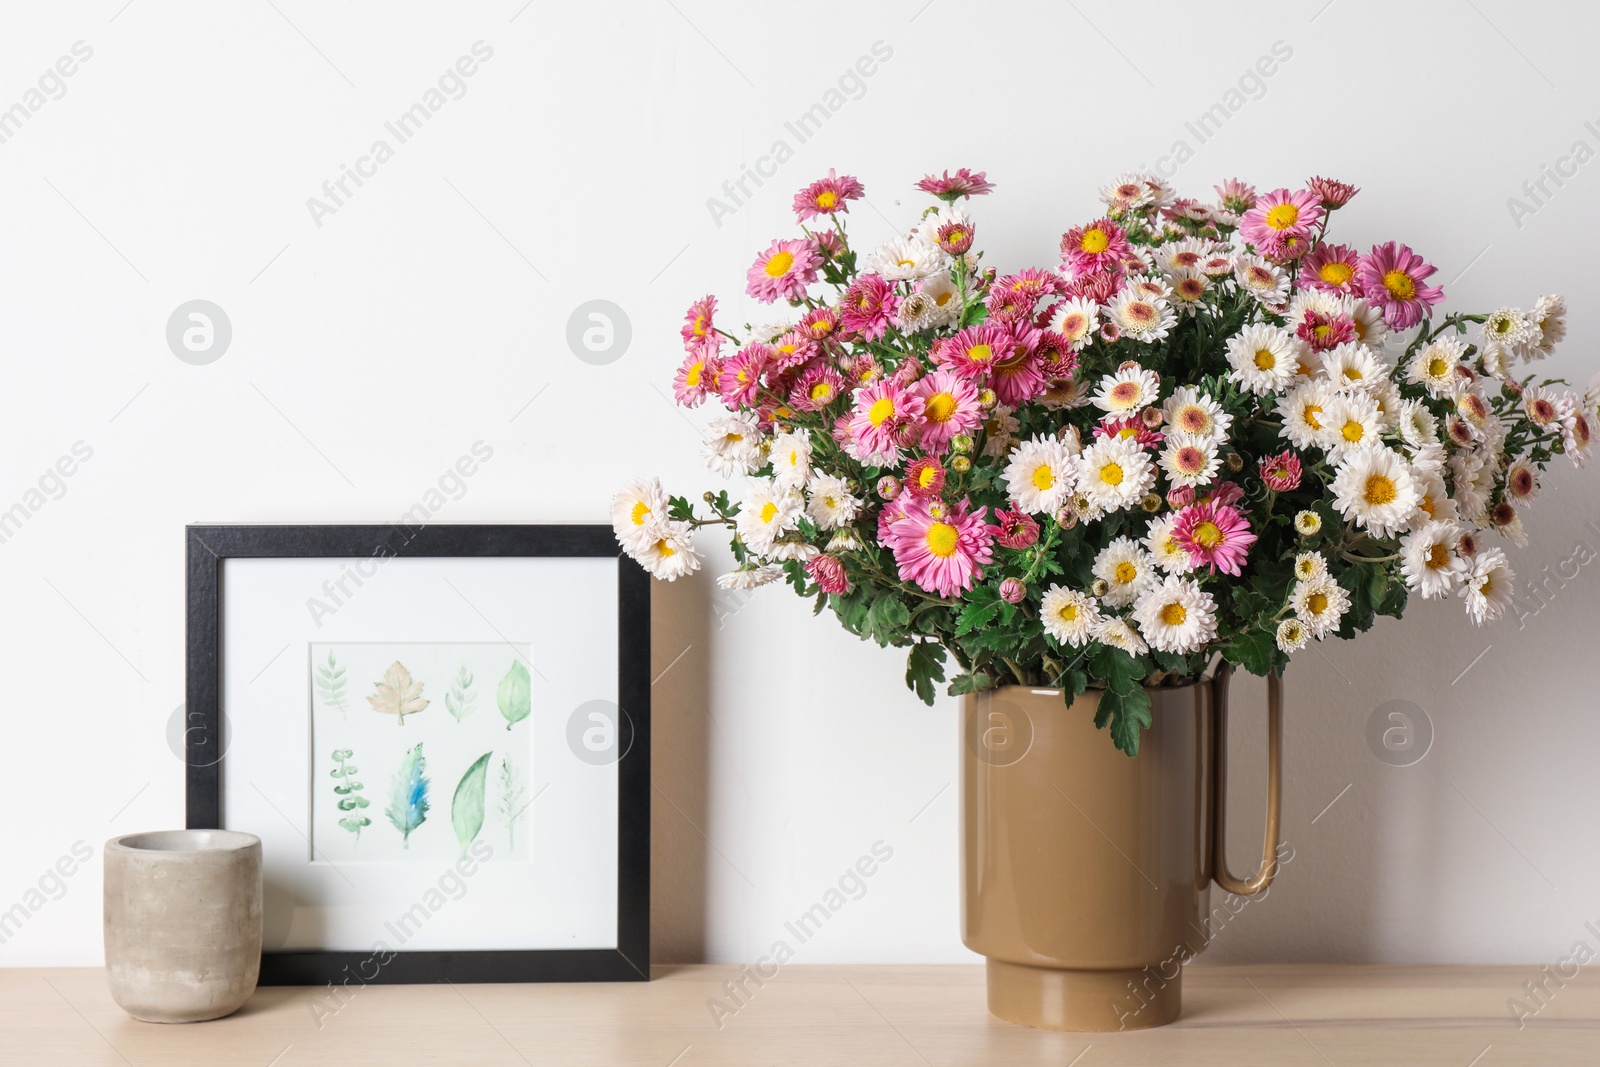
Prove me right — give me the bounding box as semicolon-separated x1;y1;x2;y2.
877;476;901;500
1225;452;1244;471
951;433;975;454
950;455;972;473
703;491;717;504
1141;407;1165;429
977;388;998;410
1141;493;1163;513
1091;578;1109;597
999;578;1026;604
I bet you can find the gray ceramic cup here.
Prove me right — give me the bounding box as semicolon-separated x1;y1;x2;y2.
103;830;262;1023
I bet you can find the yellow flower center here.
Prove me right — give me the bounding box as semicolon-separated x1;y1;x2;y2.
630;501;651;526
925;392;957;423
1341;420;1365;443
1178;408;1210;433
1192;521;1224;549
1099;462;1124;486
1110;382;1140;404
1254;348;1276;370
1364;474;1397;506
816;191;838;209
810;382;834;402
934;291;955;308
1382;269;1416;300
966;343;993;363
1318;261;1353;286
1265;203;1300;230
1114;561;1137;584
1080;228;1110;254
693;316;708;337
1426;544;1449;569
1427;356;1448;378
1031;464;1054;491
1160;602;1187;626
1302;403;1323;430
764;250;795;278
1058;603;1079;622
759;501;779;523
656;540;675;557
684;361;703;387
1307;591;1328;615
723;432;744;444
925;522;959;558
868;396;896;427
918;466;940;489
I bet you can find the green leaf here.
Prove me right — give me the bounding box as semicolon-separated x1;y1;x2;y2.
497;660;532;731
451;751;493;852
869;594;912;646
948;671;994;696
956;585;1004;636
1096;686;1152;757
905;643;947;705
1223;627;1276;676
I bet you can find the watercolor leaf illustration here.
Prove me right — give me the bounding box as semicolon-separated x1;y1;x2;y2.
497;660;531;731
315;651;350;717
497;755;532;850
367;661;430;726
445;664;477;723
451;752;493;852
385;743;430;848
330;748;371;839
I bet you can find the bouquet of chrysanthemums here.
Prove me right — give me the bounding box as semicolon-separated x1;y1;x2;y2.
613;167;1591;753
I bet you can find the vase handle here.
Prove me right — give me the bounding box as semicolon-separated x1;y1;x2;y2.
1209;661;1282;896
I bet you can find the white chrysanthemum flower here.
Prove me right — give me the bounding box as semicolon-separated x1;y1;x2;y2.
1275;617;1310;654
748;320;791;344
1093;536;1158;608
1106;289;1177;343
1159;432;1221;488
1234;255;1289;307
1162;386;1232;441
736;478;801;555
1225;323;1299;395
1094;615;1149;655
1040;585;1100;648
1460;547;1515;625
717;564;784;590
1092;365;1162;414
1412;468;1459;524
1331;446;1421;535
1407;440;1447;477
1320;343;1386;392
896;290;941;333
1449;451;1493;522
980;407;1021;459
1278;380;1336;450
769;538;820;562
1003;435;1077;516
1050;296;1099;349
1369;380;1403;432
1400;521;1468;599
1528;294;1566;358
1155;236;1218;272
1165;268;1211;315
1077;435;1157;513
1144;514;1193;573
1293;551;1327;582
915;205;972;246
768;430;812;490
1406;337;1466;399
915;272;963;327
611;477;669;551
1131;575;1217;654
1322;392;1383;460
1099;172;1156;210
1292;574;1351;638
635;520;701;581
806;473;862;531
1294;510;1322;536
1347;298;1390;349
869;236;943;281
703;414;764;477
1396;399;1438;449
1481;307;1538;360
1505;454;1540;504
1284;289;1347;333
826;528;864;553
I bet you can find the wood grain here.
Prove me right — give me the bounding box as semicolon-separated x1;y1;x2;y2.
3;964;1595;1066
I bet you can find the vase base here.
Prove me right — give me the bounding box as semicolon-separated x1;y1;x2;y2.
985;959;1181;1031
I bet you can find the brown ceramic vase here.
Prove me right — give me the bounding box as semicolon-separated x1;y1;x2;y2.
961;664;1281;1031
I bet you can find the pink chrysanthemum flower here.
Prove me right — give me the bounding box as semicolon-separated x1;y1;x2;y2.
1171;500;1258;577
1060;217;1131;277
1205;482;1247;508
1306;176;1359;209
992;353;1046;408
840;274;900;341
936;324;1011;381
768;331;818;375
792;169;865;222
1065;269;1124;304
1094;415;1164;449
1033;331;1080;380
995;268;1068;302
935;219;974;255
847;378;925;460
1300;242;1362;295
843;353;884;387
798;306;839;340
1296;310;1355;352
1356;241;1446;329
985;284;1038;324
904;456;947;498
911;369;982;453
746;238;820;303
885;497;995;597
673;350;716;407
811;230;845;261
790;362;846;413
1214;178;1258;214
916;168;995;201
805;554;852;595
681;295;717;350
1259;450;1303;492
1239;188;1324;260
717;344;771;408
994;508;1040;550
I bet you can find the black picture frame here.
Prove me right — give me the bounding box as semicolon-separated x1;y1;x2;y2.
185;523;650;985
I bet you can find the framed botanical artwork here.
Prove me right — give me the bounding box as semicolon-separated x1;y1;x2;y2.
184;524;649;985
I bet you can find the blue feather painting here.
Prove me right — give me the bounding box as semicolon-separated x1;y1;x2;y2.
385;743;430;848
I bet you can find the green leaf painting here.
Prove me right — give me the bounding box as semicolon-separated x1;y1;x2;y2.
445;664;477;722
497;755;532;849
316;651;350;717
368;661;430;726
385;743;430;848
451;752;493;852
330;748;370;839
497;661;531;731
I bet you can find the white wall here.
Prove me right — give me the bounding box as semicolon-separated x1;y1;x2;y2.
2;0;1598;968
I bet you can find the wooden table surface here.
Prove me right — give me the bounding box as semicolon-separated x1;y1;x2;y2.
4;964;1594;1066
